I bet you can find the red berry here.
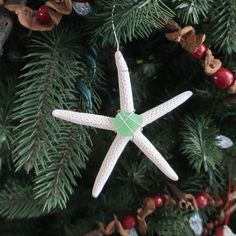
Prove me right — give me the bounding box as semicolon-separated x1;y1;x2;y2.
195;193;209;209
211;67;234;90
191;44;207;60
152;195;165;209
215;226;224;236
36;5;51;24
121;215;137;230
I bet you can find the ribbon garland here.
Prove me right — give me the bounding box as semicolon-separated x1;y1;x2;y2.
82;187;232;236
0;0;72;31
165;26;222;76
164;20;236;94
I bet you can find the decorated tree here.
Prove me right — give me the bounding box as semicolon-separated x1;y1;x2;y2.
0;0;236;235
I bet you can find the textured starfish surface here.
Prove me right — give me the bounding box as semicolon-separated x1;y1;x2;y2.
52;50;193;198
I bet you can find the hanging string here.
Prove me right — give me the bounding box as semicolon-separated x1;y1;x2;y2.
112;4;119;51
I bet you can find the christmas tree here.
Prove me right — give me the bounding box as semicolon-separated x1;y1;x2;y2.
0;0;236;235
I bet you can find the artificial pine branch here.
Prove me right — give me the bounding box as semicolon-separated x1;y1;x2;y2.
181;116;223;173
0;77;16;147
0;77;17;172
12;26;91;174
34;125;92;212
147;207;192;236
11;25;104;212
181;172;226;193
209;0;236;55
171;0;211;24
89;0;174;45
102;159;152;209
116;159;151;191
0;180;44;219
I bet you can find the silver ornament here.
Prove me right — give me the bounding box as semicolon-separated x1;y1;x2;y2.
72;2;91;16
216;135;233;149
224;226;236;236
127;228;138;236
189;212;203;236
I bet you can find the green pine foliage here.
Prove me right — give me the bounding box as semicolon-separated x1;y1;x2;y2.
89;0;174;45
181;116;223;173
34;125;91;212
104;158;153;209
0;77;15;147
181;171;226;193
0;180;44;219
13;27;86;173
171;0;210;24
0;77;16;173
147;207;192;236
115;159;151;191
11;26;103;212
208;0;236;55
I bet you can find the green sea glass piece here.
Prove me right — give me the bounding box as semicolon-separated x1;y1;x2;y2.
113;111;143;137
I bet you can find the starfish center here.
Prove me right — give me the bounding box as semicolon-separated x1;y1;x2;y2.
113;111;143;137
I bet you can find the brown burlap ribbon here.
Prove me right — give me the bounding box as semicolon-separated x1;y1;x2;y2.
81;220;127;236
204;49;222;75
99;218;128;236
137;197;156;234
2;0;72;31
167;184;197;211
178;193;198;211
165;26;205;54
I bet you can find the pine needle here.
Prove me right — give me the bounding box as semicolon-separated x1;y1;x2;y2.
181;116;223;173
88;0;174;45
171;0;211;24
12;25;103;211
209;0;236;55
0;180;44;219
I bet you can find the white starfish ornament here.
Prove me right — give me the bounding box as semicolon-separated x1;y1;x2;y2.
52;50;192;198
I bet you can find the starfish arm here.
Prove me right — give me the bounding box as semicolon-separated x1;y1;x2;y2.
141;91;192;127
133;131;178;181
115;51;134;112
52;110;115;131
92;135;130;198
